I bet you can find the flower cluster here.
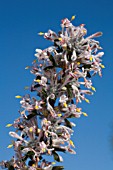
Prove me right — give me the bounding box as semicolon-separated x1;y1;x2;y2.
0;16;104;170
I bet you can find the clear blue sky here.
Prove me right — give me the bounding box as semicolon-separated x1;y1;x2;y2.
0;0;113;169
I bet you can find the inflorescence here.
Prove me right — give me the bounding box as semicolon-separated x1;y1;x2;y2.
0;16;104;170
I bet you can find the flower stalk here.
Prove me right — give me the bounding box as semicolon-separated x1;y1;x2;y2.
0;16;104;170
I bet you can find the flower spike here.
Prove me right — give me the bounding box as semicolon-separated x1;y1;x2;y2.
0;16;104;170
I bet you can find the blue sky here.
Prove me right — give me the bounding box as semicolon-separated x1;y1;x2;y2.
0;0;113;169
